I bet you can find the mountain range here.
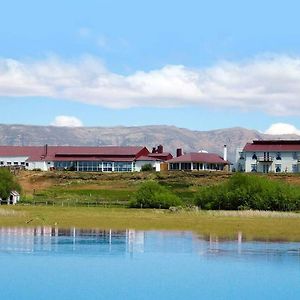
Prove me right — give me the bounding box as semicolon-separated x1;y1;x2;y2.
0;124;299;162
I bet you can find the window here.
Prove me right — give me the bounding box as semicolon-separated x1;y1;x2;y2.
6;162;11;165
103;162;113;172
293;152;298;160
0;161;3;165
114;162;132;172
181;163;191;170
239;152;245;160
292;164;298;173
14;161;18;165
170;163;179;170
20;162;25;165
251;164;257;172
275;164;281;173
276;152;281;160
252;153;257;160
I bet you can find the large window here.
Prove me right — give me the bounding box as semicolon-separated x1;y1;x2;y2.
170;163;179;170
275;164;281;173
181;163;191;170
54;161;134;172
251;164;257;172
114;162;132;172
54;161;77;170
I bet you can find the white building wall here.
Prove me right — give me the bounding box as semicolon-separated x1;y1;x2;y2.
27;161;49;171
0;156;29;167
240;151;300;173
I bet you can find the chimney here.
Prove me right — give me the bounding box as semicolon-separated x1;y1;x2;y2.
176;148;183;157
157;145;163;154
223;145;227;161
152;147;156;154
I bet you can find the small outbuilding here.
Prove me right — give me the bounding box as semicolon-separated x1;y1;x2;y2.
7;191;20;205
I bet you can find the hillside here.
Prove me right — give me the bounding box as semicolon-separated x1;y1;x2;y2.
0;124;299;162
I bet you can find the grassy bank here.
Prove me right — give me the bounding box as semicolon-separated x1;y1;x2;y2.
1;206;300;241
17;170;300;206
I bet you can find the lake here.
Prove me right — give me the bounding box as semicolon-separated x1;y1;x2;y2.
0;227;299;300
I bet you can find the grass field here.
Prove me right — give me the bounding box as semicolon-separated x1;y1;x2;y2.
1;206;300;241
7;170;300;241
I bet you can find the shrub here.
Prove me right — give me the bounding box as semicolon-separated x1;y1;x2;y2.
141;164;154;172
194;173;300;211
0;168;21;199
130;181;181;209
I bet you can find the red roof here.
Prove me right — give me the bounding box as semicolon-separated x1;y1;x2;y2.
167;152;228;164
0;146;149;162
244;140;300;152
148;152;173;161
135;156;162;162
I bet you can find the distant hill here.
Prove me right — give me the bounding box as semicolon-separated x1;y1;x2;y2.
0;124;299;162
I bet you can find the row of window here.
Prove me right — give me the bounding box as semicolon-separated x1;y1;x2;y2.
250;164;299;173
54;161;135;172
241;152;300;160
0;161;26;166
169;163;224;171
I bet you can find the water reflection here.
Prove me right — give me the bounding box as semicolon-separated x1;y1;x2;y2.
0;227;299;258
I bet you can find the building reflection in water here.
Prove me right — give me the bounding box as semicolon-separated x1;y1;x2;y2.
0;227;249;256
0;227;297;259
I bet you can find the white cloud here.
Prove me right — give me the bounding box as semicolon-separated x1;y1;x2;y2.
51;115;83;127
1;54;300;114
265;123;300;135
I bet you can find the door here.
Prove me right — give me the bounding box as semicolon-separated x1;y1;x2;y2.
263;164;269;173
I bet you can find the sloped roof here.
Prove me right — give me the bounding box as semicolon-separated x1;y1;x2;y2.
244;140;300;152
0;146;148;162
167;152;228;164
135;156;162;162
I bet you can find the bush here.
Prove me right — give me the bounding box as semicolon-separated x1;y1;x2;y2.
130;181;181;209
141;164;154;172
194;173;300;211
0;168;21;199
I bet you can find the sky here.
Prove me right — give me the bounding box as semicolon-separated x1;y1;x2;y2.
1;0;300;134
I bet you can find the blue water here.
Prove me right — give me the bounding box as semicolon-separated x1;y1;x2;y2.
0;228;299;300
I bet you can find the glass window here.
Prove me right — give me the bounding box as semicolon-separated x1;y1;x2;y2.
7;162;11;165
292;164;298;173
251;164;257;172
181;163;191;170
275;164;281;173
276;152;281;160
14;162;18;165
252;153;257;160
170;163;179;170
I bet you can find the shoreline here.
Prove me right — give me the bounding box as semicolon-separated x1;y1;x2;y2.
1;206;300;242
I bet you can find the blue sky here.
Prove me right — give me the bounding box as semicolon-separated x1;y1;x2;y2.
1;0;300;133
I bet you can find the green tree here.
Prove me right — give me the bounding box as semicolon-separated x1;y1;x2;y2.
0;168;21;199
